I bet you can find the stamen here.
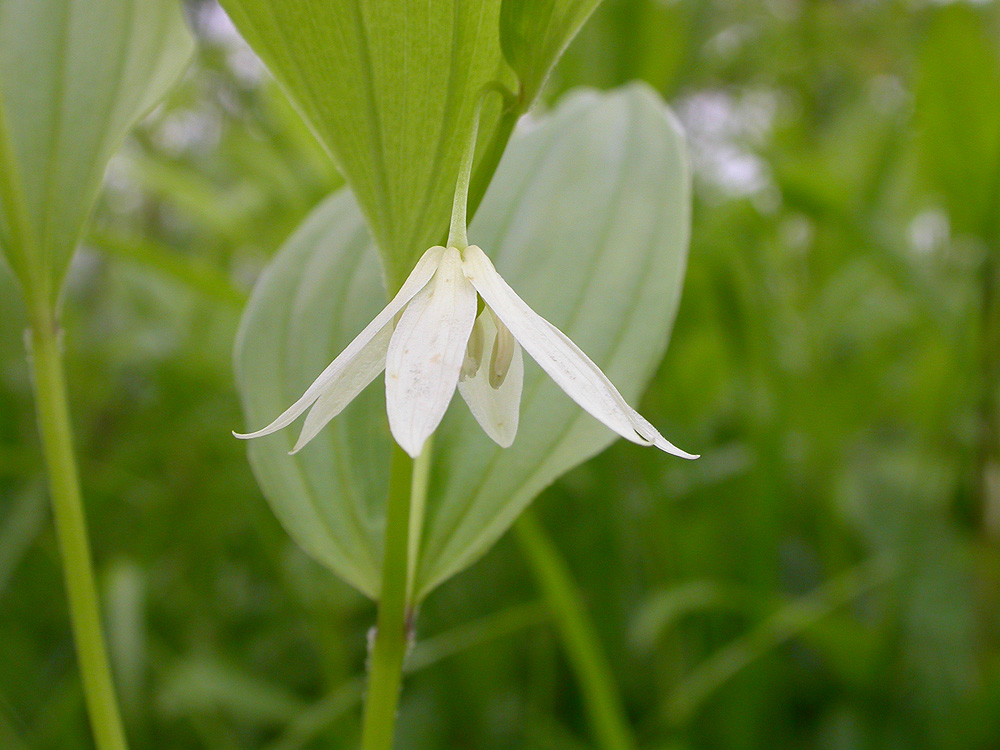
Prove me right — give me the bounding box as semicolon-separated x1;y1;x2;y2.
460;316;485;381
488;313;515;389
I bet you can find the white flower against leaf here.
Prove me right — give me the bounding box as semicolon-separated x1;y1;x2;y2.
236;244;698;461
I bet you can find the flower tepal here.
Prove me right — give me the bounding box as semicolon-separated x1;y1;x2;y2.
236;244;698;461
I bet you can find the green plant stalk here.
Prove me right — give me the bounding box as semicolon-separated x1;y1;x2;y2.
407;437;434;602
466;105;520;226
26;306;129;750
447;101;483;251
515;510;637;750
361;442;415;750
447;84;521;252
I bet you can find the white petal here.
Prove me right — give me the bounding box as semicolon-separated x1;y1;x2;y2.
458;310;524;447
386;246;478;458
234;246;445;440
462;245;698;459
290;323;392;453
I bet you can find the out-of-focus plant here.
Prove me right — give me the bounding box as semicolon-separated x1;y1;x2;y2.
914;3;1000;532
0;1;193;748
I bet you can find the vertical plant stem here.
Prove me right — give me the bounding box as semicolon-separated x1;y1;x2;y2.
361;442;415;750
514;510;637;750
26;306;129;750
407;436;433;602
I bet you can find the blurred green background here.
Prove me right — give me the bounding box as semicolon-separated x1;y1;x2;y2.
3;0;1000;747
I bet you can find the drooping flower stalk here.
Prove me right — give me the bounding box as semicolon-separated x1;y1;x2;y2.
446;89;482;252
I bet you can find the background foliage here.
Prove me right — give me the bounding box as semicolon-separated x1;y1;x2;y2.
2;1;999;748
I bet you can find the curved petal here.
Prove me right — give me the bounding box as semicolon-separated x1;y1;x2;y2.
386;247;478;457
458;310;524;447
462;245;698;459
290;323;393;453
235;246;445;440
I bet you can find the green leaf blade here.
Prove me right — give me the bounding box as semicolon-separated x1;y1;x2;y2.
217;0;515;287
500;0;603;104
0;0;195;307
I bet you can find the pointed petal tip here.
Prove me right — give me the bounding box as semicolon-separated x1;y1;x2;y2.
655;440;699;460
288;424;325;455
233;427;276;440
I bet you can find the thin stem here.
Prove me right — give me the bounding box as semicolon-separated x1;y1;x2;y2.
514;510;637;750
466;105;521;226
407;436;433;602
446;106;481;251
361;442;415;750
26;306;129;750
447;84;519;251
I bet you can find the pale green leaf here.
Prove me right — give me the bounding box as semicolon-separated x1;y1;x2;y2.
216;0;517;288
500;0;603;104
0;0;195;307
235;85;691;601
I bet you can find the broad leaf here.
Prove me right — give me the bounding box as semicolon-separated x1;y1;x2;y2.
915;4;1000;236
500;0;603;105
216;0;516;288
235;85;691;601
0;0;194;308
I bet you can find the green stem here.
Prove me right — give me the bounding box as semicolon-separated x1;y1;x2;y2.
446;105;481;251
466;105;521;225
447;84;520;251
514;510;637;750
361;443;416;750
26;307;129;750
407;436;433;602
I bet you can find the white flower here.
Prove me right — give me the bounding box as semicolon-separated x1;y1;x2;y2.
236;244;698;460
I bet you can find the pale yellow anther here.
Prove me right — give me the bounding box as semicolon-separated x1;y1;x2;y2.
488;311;516;389
460;314;485;381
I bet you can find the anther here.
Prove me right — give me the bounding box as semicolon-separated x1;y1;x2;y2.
489;315;515;389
